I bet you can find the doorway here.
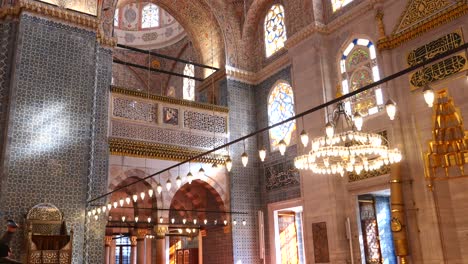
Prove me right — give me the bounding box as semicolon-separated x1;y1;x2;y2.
357;190;396;264
273;206;305;264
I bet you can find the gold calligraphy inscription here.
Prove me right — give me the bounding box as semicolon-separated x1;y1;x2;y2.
407;29;464;67
409;52;468;90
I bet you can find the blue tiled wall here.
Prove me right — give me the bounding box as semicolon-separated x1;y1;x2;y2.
0;14;110;263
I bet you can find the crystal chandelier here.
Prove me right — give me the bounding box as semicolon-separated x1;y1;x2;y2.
294;102;402;176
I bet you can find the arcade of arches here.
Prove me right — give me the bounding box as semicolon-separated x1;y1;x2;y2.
2;0;468;264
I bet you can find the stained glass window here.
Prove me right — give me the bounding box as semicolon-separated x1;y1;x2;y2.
183;64;195;101
142;3;159;29
332;0;354;12
114;8;119;27
340;38;383;116
264;4;287;58
268;81;296;149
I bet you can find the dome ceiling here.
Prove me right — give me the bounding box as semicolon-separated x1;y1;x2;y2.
114;2;186;49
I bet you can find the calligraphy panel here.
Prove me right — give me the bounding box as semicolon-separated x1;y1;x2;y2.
37;0;97;16
409;52;468;90
407;29;464;67
265;160;300;191
312;222;330;263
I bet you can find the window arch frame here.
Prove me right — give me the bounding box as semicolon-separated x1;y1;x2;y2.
331;0;354;13
338;37;384;117
267;80;296;151
141;3;160;29
183;64;195;101
264;4;288;58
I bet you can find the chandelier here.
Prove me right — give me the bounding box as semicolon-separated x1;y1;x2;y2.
294;102;402;176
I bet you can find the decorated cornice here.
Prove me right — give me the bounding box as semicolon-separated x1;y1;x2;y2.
377;2;468;50
0;0;116;47
226;54;291;85
110;86;229;113
109;137;226;164
197;68;227;92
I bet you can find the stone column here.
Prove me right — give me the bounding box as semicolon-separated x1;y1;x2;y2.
145;237;152;264
130;236;137;264
155;226;166;263
137;229;148;264
104;236;113;264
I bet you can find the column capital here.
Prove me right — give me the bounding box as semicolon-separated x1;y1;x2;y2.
136;229;148;240
130;236;137;246
104;236;113;246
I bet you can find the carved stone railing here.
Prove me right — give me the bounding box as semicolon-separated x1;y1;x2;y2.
109;86;228;162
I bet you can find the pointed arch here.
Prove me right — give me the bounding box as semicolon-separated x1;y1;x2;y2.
264;4;287;58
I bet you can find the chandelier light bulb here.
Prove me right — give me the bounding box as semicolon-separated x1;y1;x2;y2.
148;189;154;198
125;197;130;205
241;152;249;167
94;215;98;220
147;217;151;223
233;219;237;225
423;84;435;107
140;192;145;200
92;209;96;215
113;202;118;209
198;167;205;179
159;216;163;223
156;183;163;194
178;229;182;234
97;208;101;214
214;220;217;225
183;218;187;224
192;228;196;233
300;130;309;147
107;203;112;210
166;179;172;191
119;199;124;207
102;206;106;213
204;219;208;225
176;176;182;188
224;220;228;226
353;112;363;131
187;172;193;184
186;228;191;234
135;216;139;223
193;219;197;225
258;146;267;162
278;140;287;156
225;156;233;172
87;211;92;217
171;218;175;224
385;99;397;120
132;194;138;203
242;220;247;226
325;122;334;138
121;216;126;222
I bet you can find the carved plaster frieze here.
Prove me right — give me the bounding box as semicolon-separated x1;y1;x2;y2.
109;137;226;164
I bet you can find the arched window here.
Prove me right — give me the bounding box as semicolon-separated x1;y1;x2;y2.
142;3;159;28
340;38;383;116
268;81;296;149
114;8;119;27
264;4;287;58
332;0;354;12
115;236;131;263
183;64;195;101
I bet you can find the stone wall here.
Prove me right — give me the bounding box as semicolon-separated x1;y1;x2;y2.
0;14;110;263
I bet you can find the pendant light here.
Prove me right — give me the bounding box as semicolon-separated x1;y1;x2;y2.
113;202;118;209
166;179;172;190
258;146;266;162
135;216;139;223
187;162;193;184
140;192;145;200
325;121;334;138
278;139;287;156
102;206;106;213
300;117;309;147
125;197;130;205
159;216;164;223
193;219;197;225
385;99;397;120
176;175;182;188
148;189;154;198
132;194;138;203
225;156;233;172
353;112;363;131
241;140;248;167
156;182;163;194
423;84;435;107
198;166;205;179
107;203;112;211
147;217;151;223
119;199;124;207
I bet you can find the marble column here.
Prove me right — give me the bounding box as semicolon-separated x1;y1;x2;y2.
130;236;137;264
137;229;148;264
104;236;113;264
155;238;165;263
146;238;152;264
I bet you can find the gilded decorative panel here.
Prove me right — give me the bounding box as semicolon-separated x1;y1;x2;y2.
407;29;464;67
162;107;178;125
409;52;468;90
37;0;97;16
113;97;157;123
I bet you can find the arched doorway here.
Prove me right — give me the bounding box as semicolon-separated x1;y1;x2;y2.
169;180;233;264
